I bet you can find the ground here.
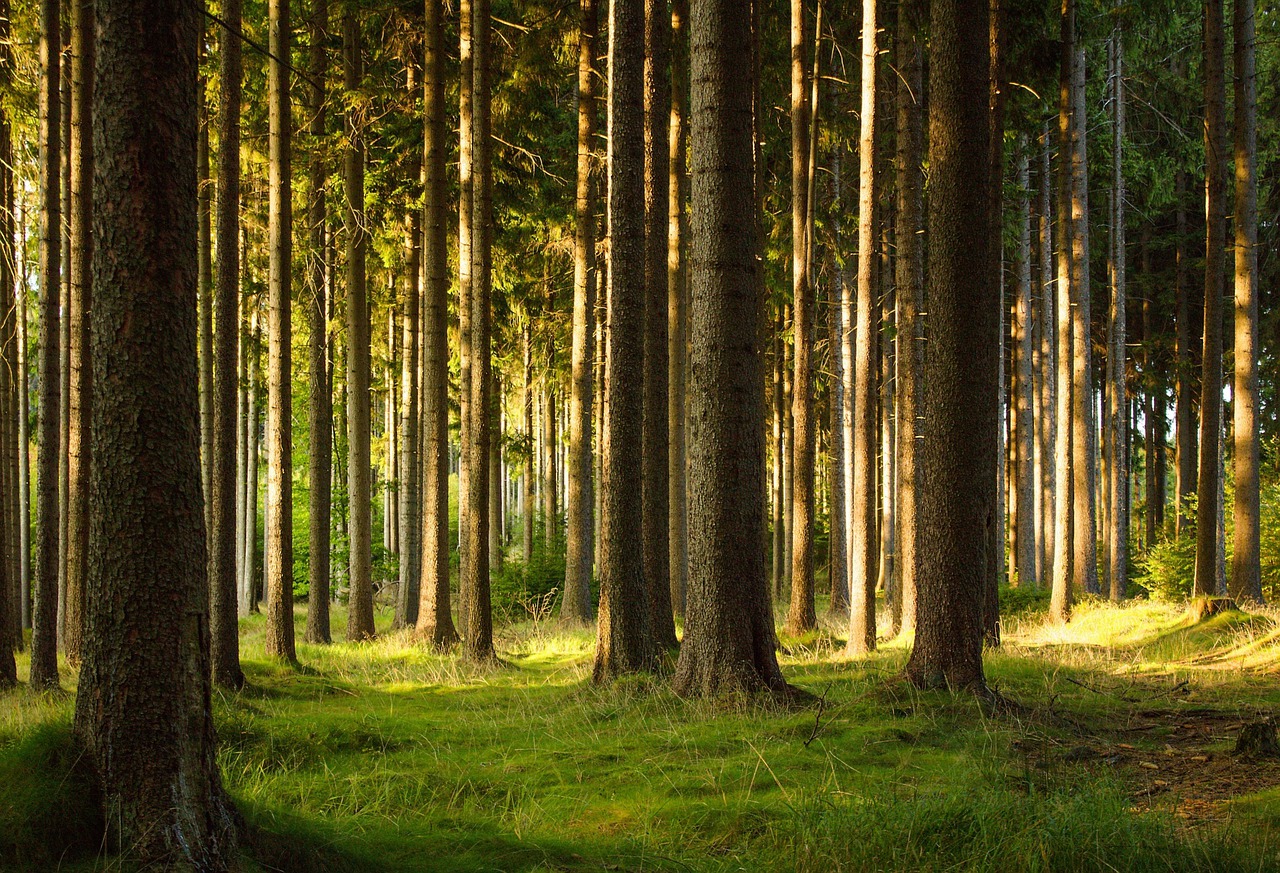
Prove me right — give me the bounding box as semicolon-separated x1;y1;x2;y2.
4;595;1280;871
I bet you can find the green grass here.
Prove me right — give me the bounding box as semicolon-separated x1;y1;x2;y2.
5;597;1280;871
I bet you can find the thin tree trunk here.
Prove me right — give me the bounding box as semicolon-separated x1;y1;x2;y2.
644;0;675;649
1036;125;1055;586
234;294;247;609
594;0;656;681
0;0;13;685
29;0;61;689
305;0;331;645
564;0;598;624
1013;143;1035;591
1231;0;1261;603
667;0;688;621
489;382;502;571
1174;168;1196;536
1194;0;1226;598
19;195;32;633
57;38;69;651
242;309;260;614
847;0;878;655
982;0;1005;645
522;323;534;564
828;144;848;616
199;71;213;542
1105;22;1126;601
771;309;785;599
542;380;557;545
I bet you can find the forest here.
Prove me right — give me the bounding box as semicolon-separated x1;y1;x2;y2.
2;0;1280;868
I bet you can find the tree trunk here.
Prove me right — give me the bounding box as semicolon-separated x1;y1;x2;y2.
593;0;656;682
304;0;331;645
344;7;374;640
785;0;816;638
772;310;785;599
1036;125;1055;587
1174;168;1196;536
847;0;877;655
29;0;61;690
1105;22;1127;602
667;0;689;620
489;384;503;571
462;0;495;661
1013;143;1035;591
542;381;557;547
199;68;213;545
828;143;848;617
210;0;245;681
0;0;13;686
242;309;261;614
1231;0;1261;603
644;0;676;649
73;0;238;855
564;0;598;624
672;0;785;697
57;41;70;652
905;0;992;694
1194;0;1226;598
521;323;535;564
417;0;458;650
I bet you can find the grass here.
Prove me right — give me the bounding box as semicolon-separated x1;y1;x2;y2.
5;594;1280;871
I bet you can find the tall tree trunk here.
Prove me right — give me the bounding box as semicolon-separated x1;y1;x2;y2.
542;379;557;547
894;0;923;633
1036;126;1055;587
19;194;32;634
304;0;331;644
771;309;785;599
1069;40;1098;599
847;0;878;655
57;40;70;651
242;309;260;613
344;7;374;640
29;0;61;689
489;381;502;571
199;67;213;543
905;0;992;694
1231;0;1261;603
667;0;689;620
265;0;296;661
644;0;676;649
63;0;92;665
73;0;238;855
594;0;656;682
211;0;244;678
1105;22;1127;601
1013;143;1035;591
564;0;598;624
1174;168;1196;536
785;0;816;637
0;0;13;686
672;0;785;697
828;143;848;617
463;0;495;660
417;0;458;650
521;323;535;564
1049;0;1074;623
1194;0;1226;598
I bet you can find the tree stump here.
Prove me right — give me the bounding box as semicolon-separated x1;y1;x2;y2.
1234;718;1280;758
1188;597;1239;622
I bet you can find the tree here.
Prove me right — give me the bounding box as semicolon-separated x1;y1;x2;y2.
211;0;246;686
645;0;676;649
417;0;459;650
672;0;786;697
64;0;94;666
395;123;423;630
1012;143;1035;593
72;0;237;857
564;0;598;625
847;0;878;656
29;0;61;690
1194;0;1226;598
265;0;297;661
1231;0;1261;603
667;0;689;620
345;6;375;640
594;0;656;683
1104;19;1126;602
304;0;332;645
0;0;13;689
785;0;816;637
905;0;992;692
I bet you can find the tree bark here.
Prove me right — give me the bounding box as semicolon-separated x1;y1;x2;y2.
417;0;458;650
1174;168;1196;536
644;0;676;649
1013;143;1035;592
905;0;992;694
304;0;332;645
672;0;786;697
594;0;656;682
73;0;238;855
1231;0;1261;603
1194;0;1226;598
29;0;61;690
0;0;13;686
667;0;689;620
1036;126;1055;587
847;0;878;655
1105;22;1127;601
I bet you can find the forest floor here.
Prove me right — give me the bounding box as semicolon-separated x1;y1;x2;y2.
5;595;1280;871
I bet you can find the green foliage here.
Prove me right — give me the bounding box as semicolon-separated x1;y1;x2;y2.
1136;529;1197;601
0;724;102;869
998;583;1052;618
490;518;573;623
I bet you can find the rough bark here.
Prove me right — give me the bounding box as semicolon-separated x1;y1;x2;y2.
672;0;786;697
0;0;13;686
593;0;656;682
1036;126;1055;587
417;0;458;650
668;0;689;620
771;310;785;599
785;0;816;637
1231;0;1261;603
345;7;375;640
1013;144;1035;592
199;66;213;545
29;0;61;690
1105;24;1126;602
847;0;878;655
828;146;848;616
210;0;244;682
563;0;598;625
304;0;331;645
1174;168;1196;536
905;0;992;694
73;0;238;856
1194;0;1226;598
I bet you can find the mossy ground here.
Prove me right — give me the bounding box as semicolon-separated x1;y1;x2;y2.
5;594;1280;871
